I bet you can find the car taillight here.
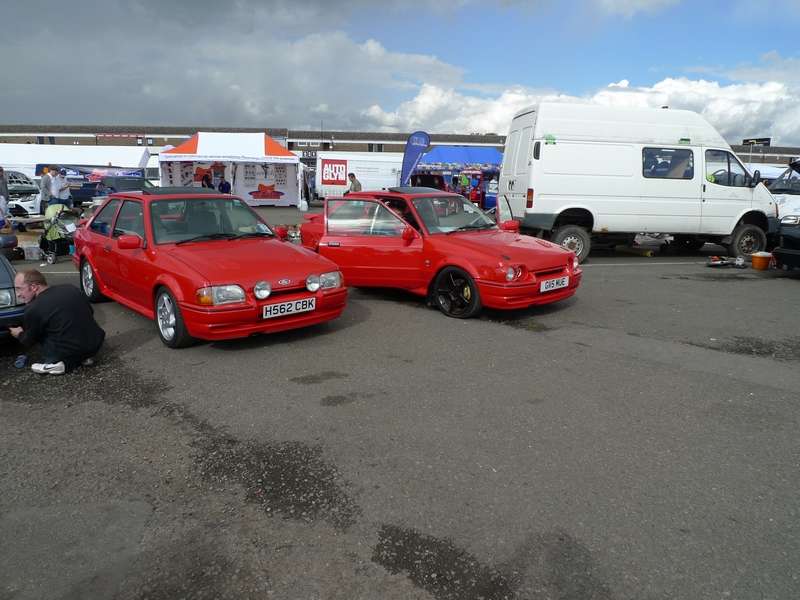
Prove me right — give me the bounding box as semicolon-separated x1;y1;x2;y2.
526;188;534;209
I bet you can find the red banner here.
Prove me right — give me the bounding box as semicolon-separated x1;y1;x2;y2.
321;159;348;185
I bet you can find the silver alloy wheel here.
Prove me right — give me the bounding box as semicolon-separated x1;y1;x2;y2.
81;262;94;297
560;234;584;255
156;293;177;341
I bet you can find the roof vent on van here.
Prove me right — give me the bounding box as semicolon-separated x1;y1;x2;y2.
661;105;669;109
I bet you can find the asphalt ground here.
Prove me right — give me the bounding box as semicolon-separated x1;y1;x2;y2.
2;237;799;599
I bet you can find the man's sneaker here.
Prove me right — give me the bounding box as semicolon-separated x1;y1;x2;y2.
81;357;95;367
31;362;66;375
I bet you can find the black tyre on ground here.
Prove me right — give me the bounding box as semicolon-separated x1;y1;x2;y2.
551;225;591;263
727;224;766;258
154;287;194;348
80;258;104;302
431;267;482;319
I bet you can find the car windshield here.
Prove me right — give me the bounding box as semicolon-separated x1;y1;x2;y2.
150;197;273;244
411;195;496;234
769;166;800;195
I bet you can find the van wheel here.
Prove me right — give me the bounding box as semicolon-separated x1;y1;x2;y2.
432;267;482;319
728;224;766;257
552;225;591;263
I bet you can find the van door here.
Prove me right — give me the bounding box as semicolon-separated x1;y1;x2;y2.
701;149;754;234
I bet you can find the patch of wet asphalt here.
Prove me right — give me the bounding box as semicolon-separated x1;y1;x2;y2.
373;525;614;600
689;336;800;362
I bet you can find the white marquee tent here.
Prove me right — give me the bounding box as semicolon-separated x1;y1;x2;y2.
159;132;301;206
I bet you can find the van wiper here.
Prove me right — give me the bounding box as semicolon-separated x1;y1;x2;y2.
447;223;496;234
175;233;237;245
228;231;275;240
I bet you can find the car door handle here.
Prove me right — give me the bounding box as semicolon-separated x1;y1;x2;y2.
323;241;341;247
103;244;112;252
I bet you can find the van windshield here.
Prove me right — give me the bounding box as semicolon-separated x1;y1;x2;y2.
411;196;496;234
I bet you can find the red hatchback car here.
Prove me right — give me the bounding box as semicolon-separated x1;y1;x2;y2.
300;188;581;318
73;190;347;347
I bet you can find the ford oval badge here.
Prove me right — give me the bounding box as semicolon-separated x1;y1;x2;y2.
278;278;291;286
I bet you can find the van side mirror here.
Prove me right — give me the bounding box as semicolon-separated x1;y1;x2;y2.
401;226;417;244
117;234;142;250
500;220;520;232
751;170;761;187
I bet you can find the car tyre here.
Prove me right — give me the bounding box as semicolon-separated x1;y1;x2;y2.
552;225;591;263
154;287;193;348
728;224;766;258
80;258;105;302
432;267;482;319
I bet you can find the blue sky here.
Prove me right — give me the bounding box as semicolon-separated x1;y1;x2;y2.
2;0;800;144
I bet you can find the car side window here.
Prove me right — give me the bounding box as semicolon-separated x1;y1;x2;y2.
706;150;748;187
643;148;694;179
90;200;121;237
327;200;404;236
113;200;145;239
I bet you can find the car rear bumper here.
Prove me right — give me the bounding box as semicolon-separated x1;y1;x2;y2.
179;288;348;340
477;272;582;310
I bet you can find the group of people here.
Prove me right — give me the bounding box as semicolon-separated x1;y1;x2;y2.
200;172;232;194
39;165;73;211
9;269;105;375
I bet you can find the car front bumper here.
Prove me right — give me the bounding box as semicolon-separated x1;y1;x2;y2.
476;271;582;310
0;306;26;340
773;225;800;268
179;288;348;341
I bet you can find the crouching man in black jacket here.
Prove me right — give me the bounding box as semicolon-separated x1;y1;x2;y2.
10;269;105;375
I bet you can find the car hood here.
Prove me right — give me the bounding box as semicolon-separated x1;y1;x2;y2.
774;194;800;217
166;239;338;286
430;230;573;270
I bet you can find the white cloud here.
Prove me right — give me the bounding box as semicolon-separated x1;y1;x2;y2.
592;0;679;17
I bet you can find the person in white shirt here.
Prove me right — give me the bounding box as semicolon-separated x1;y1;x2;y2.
51;168;72;208
39;167;52;213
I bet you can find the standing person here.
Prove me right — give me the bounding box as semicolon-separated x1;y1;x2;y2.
9;270;105;375
39;167;52;214
217;174;231;194
347;172;362;193
0;166;8;219
201;172;213;188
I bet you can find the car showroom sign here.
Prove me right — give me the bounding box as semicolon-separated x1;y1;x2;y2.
321;159;348;185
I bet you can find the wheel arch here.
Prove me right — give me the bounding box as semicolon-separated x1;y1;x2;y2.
735;210;769;233
552;207;595;232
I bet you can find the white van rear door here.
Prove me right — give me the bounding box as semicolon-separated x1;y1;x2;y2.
701;149;755;234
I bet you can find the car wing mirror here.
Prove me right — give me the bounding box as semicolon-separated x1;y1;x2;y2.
117;234;143;250
273;225;289;240
751;170;761;187
500;219;520;232
401;226;417;244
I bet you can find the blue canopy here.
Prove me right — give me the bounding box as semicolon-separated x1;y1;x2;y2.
416;145;502;170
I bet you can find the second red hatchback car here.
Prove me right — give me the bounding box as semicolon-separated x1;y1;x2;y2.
73;190;347;347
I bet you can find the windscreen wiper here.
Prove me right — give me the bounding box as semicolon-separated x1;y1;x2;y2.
227;231;275;240
447;223;496;234
175;233;237;245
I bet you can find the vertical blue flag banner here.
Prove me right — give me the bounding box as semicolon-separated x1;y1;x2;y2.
400;131;430;186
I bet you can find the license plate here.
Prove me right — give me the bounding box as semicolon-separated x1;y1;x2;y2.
540;276;569;293
262;297;316;319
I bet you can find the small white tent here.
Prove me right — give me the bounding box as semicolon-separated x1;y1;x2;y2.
0;144;150;179
159;132;301;206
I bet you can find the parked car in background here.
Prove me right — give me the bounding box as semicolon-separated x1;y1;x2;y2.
0;254;25;342
5;171;41;217
72;189;348;347
70;176;155;206
772;195;800;270
300;187;581;318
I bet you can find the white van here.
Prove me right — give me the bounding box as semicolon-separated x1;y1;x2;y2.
497;102;777;261
315;152;403;199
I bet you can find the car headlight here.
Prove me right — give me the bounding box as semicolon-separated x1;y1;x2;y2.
307;271;342;292
196;285;246;306
503;265;525;282
573;256;580;270
0;289;13;307
780;215;800;225
253;281;271;300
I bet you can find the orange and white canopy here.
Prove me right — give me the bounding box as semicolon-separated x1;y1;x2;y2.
159;132;298;164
